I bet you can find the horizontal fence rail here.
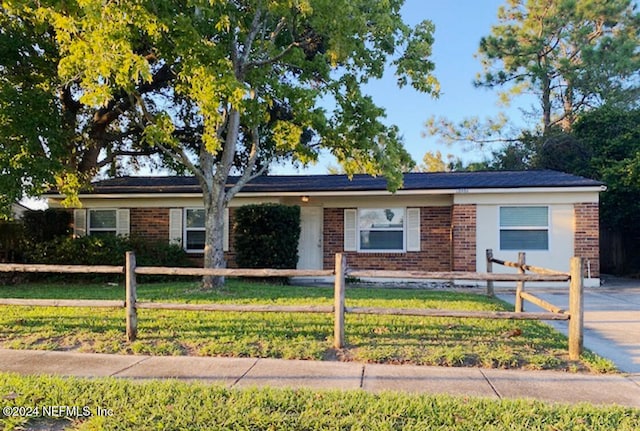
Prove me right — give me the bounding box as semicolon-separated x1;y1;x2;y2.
0;298;125;308
135;302;333;314
134;266;333;278
0;249;584;360
344;306;570;321
347;270;569;282
0;263;124;274
486;258;568;276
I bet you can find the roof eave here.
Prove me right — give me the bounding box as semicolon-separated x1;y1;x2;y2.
46;184;605;201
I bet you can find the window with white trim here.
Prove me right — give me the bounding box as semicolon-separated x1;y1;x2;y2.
358;208;405;252
180;208;229;253
88;209;117;236
499;206;549;250
184;208;206;252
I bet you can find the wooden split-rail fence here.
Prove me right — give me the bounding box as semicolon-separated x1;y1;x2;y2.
0;250;584;360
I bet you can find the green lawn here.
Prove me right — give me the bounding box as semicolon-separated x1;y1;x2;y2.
0;280;615;372
0;373;638;431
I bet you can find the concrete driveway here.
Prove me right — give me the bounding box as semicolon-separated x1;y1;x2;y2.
498;276;640;381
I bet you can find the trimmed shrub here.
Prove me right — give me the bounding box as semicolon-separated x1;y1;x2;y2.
24;235;193;282
234;204;301;269
26;235;191;266
0;221;24;262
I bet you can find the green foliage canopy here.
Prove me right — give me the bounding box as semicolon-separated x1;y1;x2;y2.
1;0;439;198
477;0;640;132
570;106;640;228
426;0;640;148
2;1;439;282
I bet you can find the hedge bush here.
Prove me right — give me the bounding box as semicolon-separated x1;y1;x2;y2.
0;222;24;262
23;235;193;282
22;209;72;243
26;235;192;267
233;204;301;269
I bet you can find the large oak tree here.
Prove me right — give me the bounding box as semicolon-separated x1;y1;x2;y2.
1;1;439;287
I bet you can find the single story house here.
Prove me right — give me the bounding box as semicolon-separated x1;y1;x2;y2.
46;170;604;287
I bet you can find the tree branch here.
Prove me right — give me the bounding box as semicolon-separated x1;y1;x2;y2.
246;42;298;69
237;6;264;77
226;125;266;199
95;148;159;170
270;16;287;43
156;141;202;179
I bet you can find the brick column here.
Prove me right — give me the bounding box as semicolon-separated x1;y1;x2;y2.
451;204;476;272
574;203;600;277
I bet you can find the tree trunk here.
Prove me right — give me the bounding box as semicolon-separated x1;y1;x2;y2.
202;190;227;289
561;82;574;131
199;109;241;290
541;73;552;135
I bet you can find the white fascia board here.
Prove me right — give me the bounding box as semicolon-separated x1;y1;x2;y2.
64;190;459;200
454;186;605;195
56;185;604;201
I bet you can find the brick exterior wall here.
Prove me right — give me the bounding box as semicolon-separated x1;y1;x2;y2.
451;204;476;272
130;208;170;242
323;207;452;271
574;202;600;277
129;207;237;268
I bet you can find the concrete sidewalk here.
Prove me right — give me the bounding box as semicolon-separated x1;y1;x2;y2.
1;349;639;408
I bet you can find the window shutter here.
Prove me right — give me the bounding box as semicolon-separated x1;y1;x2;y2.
116;209;130;237
344;209;357;251
406;208;421;252
73;209;87;238
223;208;230;252
169;208;183;245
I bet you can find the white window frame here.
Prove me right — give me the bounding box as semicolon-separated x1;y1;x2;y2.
357;207;406;253
184;208;206;253
182;208;229;253
498;206;550;251
88;209;118;236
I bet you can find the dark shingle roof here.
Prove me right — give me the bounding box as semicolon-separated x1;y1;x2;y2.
74;170;603;195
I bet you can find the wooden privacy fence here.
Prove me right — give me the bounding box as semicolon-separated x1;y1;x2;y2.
0;251;585;360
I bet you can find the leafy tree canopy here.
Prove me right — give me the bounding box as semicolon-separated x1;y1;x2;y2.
2;0;439;285
571;106;640;227
0;0;439;214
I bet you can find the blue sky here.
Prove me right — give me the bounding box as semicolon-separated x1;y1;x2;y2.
273;0;536;174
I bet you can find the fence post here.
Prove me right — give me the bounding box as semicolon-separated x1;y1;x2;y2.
334;253;346;349
486;249;494;297
569;257;584;360
515;252;526;313
125;251;138;342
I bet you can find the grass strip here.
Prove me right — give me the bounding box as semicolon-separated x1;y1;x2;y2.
0;281;616;372
0;373;638;431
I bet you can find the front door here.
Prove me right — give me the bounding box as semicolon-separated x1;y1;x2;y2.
297;207;323;270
